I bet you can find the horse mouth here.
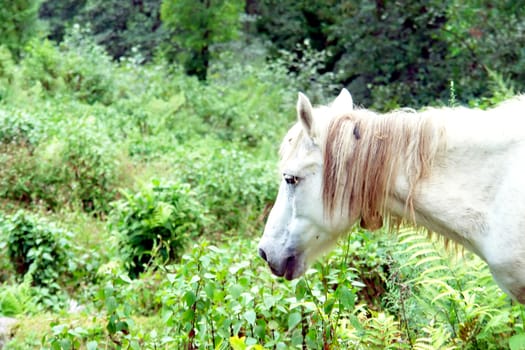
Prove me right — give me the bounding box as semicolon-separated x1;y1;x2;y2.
269;255;299;280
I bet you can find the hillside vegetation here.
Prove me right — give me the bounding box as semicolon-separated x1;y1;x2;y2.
1;1;525;349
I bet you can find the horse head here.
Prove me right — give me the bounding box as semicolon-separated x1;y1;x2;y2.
258;89;357;280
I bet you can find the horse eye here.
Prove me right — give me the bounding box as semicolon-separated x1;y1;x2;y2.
283;174;299;185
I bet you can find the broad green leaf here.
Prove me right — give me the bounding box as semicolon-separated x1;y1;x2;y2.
244;310;256;326
288;312;301;330
510;333;525;350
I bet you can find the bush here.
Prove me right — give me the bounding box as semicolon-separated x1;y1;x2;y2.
0;107;121;213
1;211;76;292
35;116;121;213
21;26;116;104
0;45;16;102
0;107;43;148
0;108;44;204
0;0;41;59
110;179;208;278
174;145;277;235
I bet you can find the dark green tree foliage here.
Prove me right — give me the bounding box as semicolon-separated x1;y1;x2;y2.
330;0;450;109
77;0;167;61
255;0;335;54
256;0;525;109
0;0;42;59
161;0;244;80
39;0;86;42
441;0;525;101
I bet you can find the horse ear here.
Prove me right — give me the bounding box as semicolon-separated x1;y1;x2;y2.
297;92;314;137
332;88;353;112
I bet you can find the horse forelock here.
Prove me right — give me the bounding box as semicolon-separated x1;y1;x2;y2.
322;108;445;230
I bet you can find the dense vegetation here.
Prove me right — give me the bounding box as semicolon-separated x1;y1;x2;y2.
0;0;524;349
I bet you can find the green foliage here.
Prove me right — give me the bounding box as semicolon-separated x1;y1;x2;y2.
388;228;524;349
8;227;525;349
39;0;166;61
77;0;167;61
22;26;116;104
0;45;17;102
2;211;75;295
161;0;244;79
0;0;42;59
1;7;524;348
274;40;339;105
174;146;277;235
442;0;525;102
0;107;120;213
35;116;120;213
0;275;36;317
0;108;43;204
324;0;451;110
155;239;362;349
257;0;525;109
39;0;87;42
110;180;208;278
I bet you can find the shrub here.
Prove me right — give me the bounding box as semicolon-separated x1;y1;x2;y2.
35;116;121;213
0;108;44;204
203;53;294;149
21;26;116;104
0;0;41;59
1;211;76;292
0;45;16;101
0;107;43;148
0;108;121;213
110;179;208;278
174;145;277;235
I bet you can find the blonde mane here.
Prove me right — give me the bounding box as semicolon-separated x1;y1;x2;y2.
322;108;446;230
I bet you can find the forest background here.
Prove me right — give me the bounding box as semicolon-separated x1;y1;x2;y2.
1;0;525;349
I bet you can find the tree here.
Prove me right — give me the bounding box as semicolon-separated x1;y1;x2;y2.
77;0;167;61
39;0;87;43
0;0;42;59
161;0;244;80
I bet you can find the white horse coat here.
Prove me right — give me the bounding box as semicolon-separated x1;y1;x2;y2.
258;89;525;303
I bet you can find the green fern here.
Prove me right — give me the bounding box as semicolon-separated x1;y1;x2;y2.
0;274;36;316
393;227;522;348
413;323;458;350
338;307;407;349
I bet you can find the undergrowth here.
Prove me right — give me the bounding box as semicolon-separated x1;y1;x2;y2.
1;23;524;350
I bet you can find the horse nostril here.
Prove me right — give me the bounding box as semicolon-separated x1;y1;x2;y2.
258;248;268;262
285;255;296;270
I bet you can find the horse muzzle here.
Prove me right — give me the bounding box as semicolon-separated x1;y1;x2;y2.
258;247;304;280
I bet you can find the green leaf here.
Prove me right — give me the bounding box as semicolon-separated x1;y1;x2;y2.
105;296;117;314
510;333;525;350
287;312;301;330
162;309;173;324
229;284;243;299
60;339;72;350
294;279;308;300
86;341;98;350
107;314;117;334
336;285;355;310
243;310;256;326
183;291;196;307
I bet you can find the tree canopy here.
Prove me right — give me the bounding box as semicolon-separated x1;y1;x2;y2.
2;0;524;106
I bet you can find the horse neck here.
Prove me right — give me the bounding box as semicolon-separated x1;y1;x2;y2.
386;105;524;256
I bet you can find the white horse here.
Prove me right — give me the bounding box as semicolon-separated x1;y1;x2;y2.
258;89;525;303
